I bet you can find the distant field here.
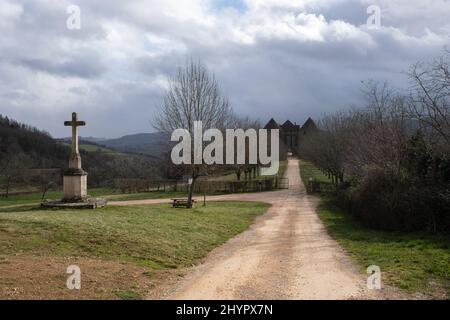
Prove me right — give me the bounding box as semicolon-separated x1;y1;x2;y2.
299;160;450;299
79;144;119;153
0;162;289;207
59;142;122;154
0;201;270;299
299;160;333;184
203;160;288;182
105;191;188;202
0;188;116;208
0;188;229;208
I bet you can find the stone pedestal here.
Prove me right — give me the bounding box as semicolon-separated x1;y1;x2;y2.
63;169;87;202
43;167;107;209
41;112;107;209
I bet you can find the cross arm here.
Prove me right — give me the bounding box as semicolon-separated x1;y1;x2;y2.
64;121;86;126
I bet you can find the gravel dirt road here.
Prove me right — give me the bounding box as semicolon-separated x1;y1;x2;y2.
111;159;407;300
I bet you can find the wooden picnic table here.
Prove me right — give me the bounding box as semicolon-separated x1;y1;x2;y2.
171;198;196;208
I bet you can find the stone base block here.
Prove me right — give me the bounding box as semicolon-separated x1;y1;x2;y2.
63;173;87;201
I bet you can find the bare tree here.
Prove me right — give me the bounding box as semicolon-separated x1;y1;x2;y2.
343;81;410;179
154;60;233;207
301;81;411;183
0;150;33;198
227;117;261;181
298;55;450;232
300;112;349;185
408;52;450;150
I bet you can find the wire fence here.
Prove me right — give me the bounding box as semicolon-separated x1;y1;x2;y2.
114;177;290;194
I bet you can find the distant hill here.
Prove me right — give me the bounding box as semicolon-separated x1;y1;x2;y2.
0;114;69;168
99;133;171;159
0;115;165;187
56;139;122;155
58;132;171;159
78;137;108;144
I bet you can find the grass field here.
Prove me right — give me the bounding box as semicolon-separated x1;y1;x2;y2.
0;188;115;207
299;160;450;299
299;161;334;184
79;144;118;153
59;142;121;155
0;188;231;208
0;188;211;207
206;160;288;182
0;161;288;208
0;201;270;299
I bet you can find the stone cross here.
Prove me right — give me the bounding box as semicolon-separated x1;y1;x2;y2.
64;112;86;169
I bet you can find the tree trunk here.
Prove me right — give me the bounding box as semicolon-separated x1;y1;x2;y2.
236;169;241;181
187;178;196;208
5;176;11;198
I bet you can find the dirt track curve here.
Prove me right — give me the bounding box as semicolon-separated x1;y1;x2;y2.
111;159;405;300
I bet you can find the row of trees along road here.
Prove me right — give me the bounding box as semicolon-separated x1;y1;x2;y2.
299;51;449;233
155;61;270;207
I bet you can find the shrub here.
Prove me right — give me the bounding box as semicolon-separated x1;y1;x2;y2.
349;167;449;232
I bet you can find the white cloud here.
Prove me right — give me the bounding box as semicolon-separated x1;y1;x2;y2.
0;0;22;18
0;0;448;137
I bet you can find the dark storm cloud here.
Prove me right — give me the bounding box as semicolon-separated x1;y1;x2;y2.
18;52;107;79
135;53;186;78
0;0;448;137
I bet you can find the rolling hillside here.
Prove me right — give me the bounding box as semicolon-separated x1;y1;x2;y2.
97;133;171;159
0;115;165;190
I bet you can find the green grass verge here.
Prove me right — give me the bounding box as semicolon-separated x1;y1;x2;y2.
204;160;288;182
300;160;450;298
0;188;115;207
0;189;204;207
60;142;121;154
79;144;118;153
105;191;188;202
0;161;289;208
0;202;270;270
318;200;449;298
299;160;333;184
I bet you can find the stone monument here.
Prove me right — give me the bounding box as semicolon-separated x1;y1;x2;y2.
63;112;87;201
41;112;107;209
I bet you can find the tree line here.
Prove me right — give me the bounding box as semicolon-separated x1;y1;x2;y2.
154;60;287;206
0;115;163;196
299;51;449;233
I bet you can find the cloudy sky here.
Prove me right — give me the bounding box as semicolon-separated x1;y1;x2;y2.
0;0;449;138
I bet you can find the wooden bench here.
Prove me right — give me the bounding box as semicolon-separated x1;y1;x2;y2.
171;198;195;208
